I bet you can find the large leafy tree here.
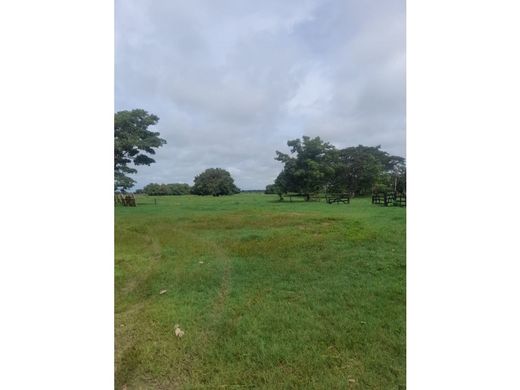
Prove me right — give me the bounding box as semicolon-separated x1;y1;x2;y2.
271;138;405;197
334;146;383;195
191;168;240;196
114;109;167;190
333;145;405;195
274;136;335;199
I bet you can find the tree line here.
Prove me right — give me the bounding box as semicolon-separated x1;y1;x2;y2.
267;136;405;198
114;110;405;198
136;168;240;196
136;183;191;196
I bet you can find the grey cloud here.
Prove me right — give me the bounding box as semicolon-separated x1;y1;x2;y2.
116;0;405;189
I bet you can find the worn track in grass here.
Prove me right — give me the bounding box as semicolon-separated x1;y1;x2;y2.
115;194;405;389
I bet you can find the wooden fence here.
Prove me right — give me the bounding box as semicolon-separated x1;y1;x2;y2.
372;192;406;207
280;193;350;204
325;193;350;204
115;194;136;207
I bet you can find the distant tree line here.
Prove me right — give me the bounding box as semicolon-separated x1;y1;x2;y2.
136;168;241;196
139;183;191;196
114;111;404;200
267;136;405;198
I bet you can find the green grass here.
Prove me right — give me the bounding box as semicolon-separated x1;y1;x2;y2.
115;193;405;389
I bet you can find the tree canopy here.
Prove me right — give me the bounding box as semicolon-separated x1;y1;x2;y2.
331;145;405;195
114;109;167;190
274;136;336;198
143;183;191;196
191;168;240;196
271;137;405;198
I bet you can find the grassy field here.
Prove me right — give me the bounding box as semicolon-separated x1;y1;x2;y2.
115;193;405;389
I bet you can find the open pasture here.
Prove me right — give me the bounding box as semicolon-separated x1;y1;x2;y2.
115;193;405;389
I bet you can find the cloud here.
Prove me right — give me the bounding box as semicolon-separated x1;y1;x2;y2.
115;0;405;189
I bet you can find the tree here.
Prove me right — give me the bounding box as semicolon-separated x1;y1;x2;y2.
332;145;405;195
191;168;240;196
274;136;335;199
392;163;406;194
334;147;383;195
114;109;167;191
271;138;406;197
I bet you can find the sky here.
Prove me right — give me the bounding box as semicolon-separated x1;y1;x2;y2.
115;0;405;190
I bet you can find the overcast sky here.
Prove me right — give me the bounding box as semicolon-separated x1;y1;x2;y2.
115;0;405;190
